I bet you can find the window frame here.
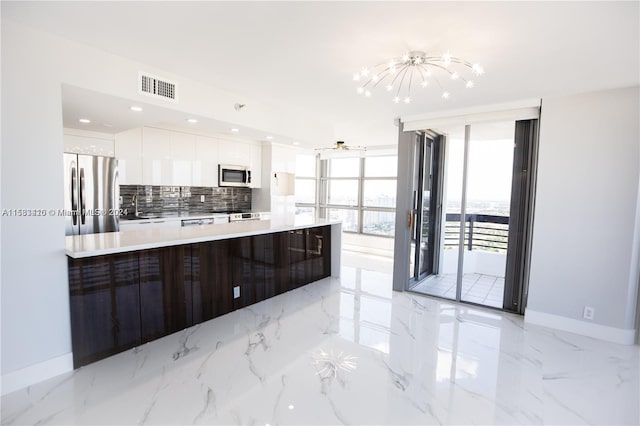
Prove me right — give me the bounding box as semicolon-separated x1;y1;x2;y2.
319;155;397;237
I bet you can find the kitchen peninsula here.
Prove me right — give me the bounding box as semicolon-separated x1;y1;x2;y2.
65;218;341;367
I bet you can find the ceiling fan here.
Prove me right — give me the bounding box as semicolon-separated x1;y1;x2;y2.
315;141;366;157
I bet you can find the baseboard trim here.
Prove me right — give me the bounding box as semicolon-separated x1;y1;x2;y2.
1;352;73;395
524;309;636;345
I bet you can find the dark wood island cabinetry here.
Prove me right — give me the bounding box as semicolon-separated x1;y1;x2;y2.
67;225;334;368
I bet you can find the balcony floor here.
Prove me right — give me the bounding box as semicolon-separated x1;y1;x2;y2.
411;273;505;308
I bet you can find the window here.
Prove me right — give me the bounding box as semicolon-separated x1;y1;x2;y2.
295;154;317;216
363;180;396;208
328;157;360;177
364;156;397;177
327;180;359;206
318;153;397;237
294;179;315;203
328;208;358;232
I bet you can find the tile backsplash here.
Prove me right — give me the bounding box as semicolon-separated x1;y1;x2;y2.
120;185;251;218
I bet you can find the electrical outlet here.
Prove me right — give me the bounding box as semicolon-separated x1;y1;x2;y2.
233;286;240;299
583;306;595;321
200;195;205;202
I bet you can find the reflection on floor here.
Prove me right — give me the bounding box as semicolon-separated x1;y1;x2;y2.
2;252;638;425
412;273;505;308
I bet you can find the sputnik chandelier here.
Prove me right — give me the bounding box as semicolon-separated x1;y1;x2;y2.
353;51;484;103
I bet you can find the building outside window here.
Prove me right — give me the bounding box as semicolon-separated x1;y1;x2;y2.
361;155;397;236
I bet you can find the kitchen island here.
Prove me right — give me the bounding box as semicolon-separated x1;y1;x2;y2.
65;218;341;367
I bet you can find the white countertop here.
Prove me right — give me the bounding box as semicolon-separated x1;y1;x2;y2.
66;218;341;258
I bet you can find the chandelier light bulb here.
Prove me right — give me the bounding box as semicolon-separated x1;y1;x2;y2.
472;64;484;75
353;50;483;103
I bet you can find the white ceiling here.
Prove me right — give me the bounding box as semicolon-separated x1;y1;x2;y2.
4;1;639;146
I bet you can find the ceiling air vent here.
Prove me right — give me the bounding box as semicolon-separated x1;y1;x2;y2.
138;72;178;102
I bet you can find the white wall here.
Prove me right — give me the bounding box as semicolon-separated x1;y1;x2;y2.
0;19;335;391
526;86;640;343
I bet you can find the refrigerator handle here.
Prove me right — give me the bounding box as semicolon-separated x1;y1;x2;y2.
71;165;78;226
79;167;86;225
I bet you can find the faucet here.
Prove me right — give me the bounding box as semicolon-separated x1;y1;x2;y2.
131;194;140;217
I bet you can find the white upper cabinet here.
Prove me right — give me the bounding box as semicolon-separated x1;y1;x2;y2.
250;143;262;188
141;127;196;186
218;139;252;167
170;131;195;186
114;128;143;184
115;127;261;188
218;139;262;188
193;135;219;187
64;128;115;157
142;127;173;185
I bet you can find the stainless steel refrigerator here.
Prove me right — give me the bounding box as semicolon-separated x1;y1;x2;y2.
64;153;120;236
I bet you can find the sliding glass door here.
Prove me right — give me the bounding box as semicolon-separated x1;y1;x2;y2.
407;119;537;314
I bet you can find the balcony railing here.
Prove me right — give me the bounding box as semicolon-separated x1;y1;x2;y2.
444;213;509;253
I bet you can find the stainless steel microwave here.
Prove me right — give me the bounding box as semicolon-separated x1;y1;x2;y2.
219;164;251;187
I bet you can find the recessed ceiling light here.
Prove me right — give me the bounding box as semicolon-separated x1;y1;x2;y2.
78;118;91;124
293;141;300;146
265;135;273;140
231;128;239;133
186;118;198;124
130;106;143;112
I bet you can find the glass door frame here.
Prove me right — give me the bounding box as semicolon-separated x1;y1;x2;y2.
409;131;445;285
395;120;539;315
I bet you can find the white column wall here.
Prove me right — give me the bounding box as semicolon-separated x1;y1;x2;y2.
526;86;639;343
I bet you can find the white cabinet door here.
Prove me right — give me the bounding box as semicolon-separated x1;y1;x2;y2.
218;139;251;167
170;131;195;186
142;127;173;185
250;143;262;188
193;135;219;187
114;128;143;184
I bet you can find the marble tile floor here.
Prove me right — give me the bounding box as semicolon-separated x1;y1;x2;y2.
412;273;505;309
2;254;639;425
